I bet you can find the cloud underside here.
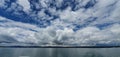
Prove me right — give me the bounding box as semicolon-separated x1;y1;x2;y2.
0;0;120;46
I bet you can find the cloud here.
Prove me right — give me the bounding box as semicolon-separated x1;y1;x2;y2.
0;0;5;8
17;0;30;12
0;16;39;45
0;0;120;46
35;23;120;46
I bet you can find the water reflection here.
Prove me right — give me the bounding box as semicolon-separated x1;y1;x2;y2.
0;48;120;57
83;51;104;57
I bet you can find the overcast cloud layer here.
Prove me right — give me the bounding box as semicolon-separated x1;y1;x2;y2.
0;0;120;46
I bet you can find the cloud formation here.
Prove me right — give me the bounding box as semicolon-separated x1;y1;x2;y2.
0;0;120;46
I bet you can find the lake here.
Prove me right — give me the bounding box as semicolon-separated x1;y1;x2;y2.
0;48;120;57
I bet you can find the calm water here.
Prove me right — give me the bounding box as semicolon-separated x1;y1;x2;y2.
0;48;120;57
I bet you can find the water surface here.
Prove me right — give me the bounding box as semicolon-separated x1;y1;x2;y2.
0;48;120;57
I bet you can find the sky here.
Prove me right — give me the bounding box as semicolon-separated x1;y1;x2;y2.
0;0;120;46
